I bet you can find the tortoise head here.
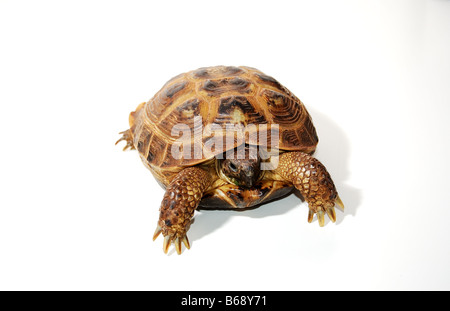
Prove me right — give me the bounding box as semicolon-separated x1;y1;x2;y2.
219;145;261;188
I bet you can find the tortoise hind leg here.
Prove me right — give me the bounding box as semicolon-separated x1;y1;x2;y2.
275;151;344;226
153;167;213;254
115;129;135;151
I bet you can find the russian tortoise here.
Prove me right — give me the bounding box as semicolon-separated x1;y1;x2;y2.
116;66;344;255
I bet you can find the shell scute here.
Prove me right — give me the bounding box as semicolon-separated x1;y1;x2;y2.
192;66;244;79
214;96;267;125
137;130;152;154
262;89;304;126
164;81;188;98
158;98;202;138
201;77;252;96
146;134;167;166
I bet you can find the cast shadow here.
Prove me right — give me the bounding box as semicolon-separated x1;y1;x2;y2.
188;190;300;248
187;106;361;248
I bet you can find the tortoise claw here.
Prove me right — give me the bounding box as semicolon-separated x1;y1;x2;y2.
182;235;190;250
307;209;314;223
308;204;338;226
152;225;162;241
335;195;345;211
163;235;172;254
317;211;325;227
174;237;182;255
326;206;336;223
153;223;190;255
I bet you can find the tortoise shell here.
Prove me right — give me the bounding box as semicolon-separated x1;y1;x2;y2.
128;66;318;188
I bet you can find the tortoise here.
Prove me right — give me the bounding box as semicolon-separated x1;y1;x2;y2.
116;65;344;255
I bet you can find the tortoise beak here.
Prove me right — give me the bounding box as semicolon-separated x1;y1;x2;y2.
241;167;255;188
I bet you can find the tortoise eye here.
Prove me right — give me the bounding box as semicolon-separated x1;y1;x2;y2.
229;162;237;172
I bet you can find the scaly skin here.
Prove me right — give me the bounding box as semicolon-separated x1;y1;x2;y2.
153;167;213;254
275;152;340;226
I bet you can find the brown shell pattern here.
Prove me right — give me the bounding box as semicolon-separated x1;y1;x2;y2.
129;66;318;175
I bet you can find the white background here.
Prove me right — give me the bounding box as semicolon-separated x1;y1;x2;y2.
1;0;449;290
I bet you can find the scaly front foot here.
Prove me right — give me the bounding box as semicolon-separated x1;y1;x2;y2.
152;167;212;254
275;152;344;226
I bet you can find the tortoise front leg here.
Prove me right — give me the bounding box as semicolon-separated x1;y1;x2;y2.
275;152;344;226
152;167;213;254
